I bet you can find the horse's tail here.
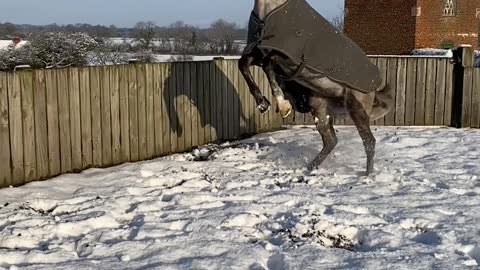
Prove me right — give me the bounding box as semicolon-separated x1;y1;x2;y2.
370;83;394;120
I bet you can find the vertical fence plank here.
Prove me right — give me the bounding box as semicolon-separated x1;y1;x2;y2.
0;73;12;186
176;63;186;151
434;59;447;125
128;65;139;161
168;63;178;153
405;58;417;126
153;64;163;155
376;58;387;126
33;70;49;179
472;69;480;128
202;62;212;143
444;61;454;126
184;62;191;148
221;60;229;139
214;60;223;140
227;60;236;139
45;70;61;176
79;68;92;168
395;58;407;125
162;64;173;154
414;58;426;125
196;62;205;146
119;65;130;161
110;66;121;164
20;71;36;182
90;67;103;166
68;68;82;171
424;58;437;125
462;68;473;128
136;64;147;160
8;73;25;185
384;58;397;126
191;62;200;148
232;61;241;138
145;64;155;158
57;69;72;173
209;62;217;142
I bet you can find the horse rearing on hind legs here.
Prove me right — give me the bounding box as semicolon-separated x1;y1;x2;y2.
239;0;394;176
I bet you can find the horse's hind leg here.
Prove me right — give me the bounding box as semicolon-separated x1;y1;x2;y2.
345;90;376;175
307;96;338;171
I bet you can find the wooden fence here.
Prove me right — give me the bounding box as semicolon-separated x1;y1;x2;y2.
0;61;283;188
284;56;456;127
0;51;479;188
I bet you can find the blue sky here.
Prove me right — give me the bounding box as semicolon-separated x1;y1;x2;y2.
0;0;344;27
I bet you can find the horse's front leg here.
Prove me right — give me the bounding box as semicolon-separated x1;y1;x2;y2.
238;54;271;113
262;57;292;118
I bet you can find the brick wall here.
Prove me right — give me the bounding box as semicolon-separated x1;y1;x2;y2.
415;0;480;49
344;0;417;54
344;0;480;54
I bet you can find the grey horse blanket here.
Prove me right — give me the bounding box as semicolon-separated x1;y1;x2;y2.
244;0;381;93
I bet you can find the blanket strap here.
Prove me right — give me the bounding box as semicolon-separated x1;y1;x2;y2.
281;54;307;81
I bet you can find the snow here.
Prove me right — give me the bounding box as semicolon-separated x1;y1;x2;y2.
0;126;479;269
0;40;27;50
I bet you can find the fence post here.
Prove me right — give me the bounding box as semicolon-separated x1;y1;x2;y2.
451;45;475;128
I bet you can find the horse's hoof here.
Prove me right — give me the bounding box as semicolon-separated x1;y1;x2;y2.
257;97;271;113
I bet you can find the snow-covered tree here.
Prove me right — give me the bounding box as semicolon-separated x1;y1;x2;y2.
28;32;98;68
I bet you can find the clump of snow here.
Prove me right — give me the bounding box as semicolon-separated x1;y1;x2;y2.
0;126;479;269
411;48;453;58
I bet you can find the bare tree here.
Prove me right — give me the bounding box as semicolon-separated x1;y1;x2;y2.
330;6;345;32
133;21;157;49
209;19;239;54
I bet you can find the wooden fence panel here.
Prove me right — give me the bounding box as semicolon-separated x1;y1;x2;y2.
0;73;11;186
395;58;407;125
119;65;130;161
444;61;454;126
191;62;200;148
145;64;155;159
57;69;72;173
384;58;398;126
161;64;173;154
45;70;61;176
405;58;417;125
414;58;427;125
196;63;205;146
462;68;474;128
33;70;49;179
434;59;447;125
472;69;480;128
79;68;93;168
184;63;193;150
90;67;103;166
152;64;163;155
136;64;147;160
110;66;122;164
375;58;387;125
202;62;212;143
20;71;36;182
68;68;82;171
168;63;178;153
424;59;437;125
128;65;139;161
8;73;25;185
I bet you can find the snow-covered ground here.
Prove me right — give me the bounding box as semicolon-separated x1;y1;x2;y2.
0;126;479;270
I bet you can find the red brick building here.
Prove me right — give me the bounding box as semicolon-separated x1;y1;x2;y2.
344;0;480;54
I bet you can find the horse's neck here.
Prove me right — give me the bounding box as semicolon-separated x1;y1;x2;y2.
254;0;288;20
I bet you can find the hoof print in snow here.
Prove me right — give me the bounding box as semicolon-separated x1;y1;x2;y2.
285;219;359;251
189;144;219;161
